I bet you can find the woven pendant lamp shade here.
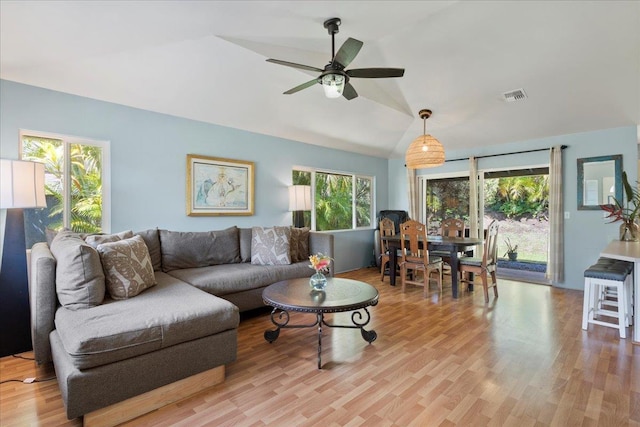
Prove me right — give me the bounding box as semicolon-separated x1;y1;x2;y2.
405;109;445;169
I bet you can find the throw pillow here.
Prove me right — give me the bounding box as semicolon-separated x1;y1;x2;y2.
290;227;310;262
84;230;134;248
159;227;240;272
251;226;291;265
97;235;156;300
134;228;162;271
50;230;105;310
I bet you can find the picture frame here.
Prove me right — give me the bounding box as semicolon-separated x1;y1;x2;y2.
186;154;255;216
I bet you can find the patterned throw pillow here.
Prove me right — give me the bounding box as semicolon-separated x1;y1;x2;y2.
251;226;291;265
96;235;156;300
84;230;134;248
290;227;310;262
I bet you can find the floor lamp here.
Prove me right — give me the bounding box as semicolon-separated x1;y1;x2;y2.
0;159;46;357
289;185;311;228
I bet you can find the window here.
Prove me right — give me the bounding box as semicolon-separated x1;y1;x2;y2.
20;131;110;246
421;176;470;235
293;168;374;231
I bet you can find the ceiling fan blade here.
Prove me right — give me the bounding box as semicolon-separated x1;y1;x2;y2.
332;37;363;69
342;82;358;100
266;58;323;73
283;79;319;95
346;68;405;78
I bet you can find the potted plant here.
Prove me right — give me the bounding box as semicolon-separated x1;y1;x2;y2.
503;237;518;261
601;171;640;241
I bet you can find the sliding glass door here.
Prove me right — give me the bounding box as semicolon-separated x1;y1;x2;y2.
420;167;550;280
419;176;470;235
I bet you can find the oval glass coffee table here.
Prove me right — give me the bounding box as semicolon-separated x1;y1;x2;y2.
262;277;379;369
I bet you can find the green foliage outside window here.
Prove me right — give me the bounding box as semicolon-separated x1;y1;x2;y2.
315;172;353;231
486;175;548;219
22;135;103;234
293;169;373;231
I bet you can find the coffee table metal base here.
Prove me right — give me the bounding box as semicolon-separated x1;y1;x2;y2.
264;307;377;369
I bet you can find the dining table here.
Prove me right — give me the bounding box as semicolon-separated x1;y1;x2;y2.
382;235;483;298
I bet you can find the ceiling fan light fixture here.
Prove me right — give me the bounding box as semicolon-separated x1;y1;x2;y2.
405;109;445;169
321;73;345;98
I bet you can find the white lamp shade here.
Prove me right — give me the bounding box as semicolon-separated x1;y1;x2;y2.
0;159;47;209
289;185;311;211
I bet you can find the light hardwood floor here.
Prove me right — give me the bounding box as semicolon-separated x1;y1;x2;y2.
1;268;638;426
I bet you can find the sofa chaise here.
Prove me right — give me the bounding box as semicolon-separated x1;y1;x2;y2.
28;225;333;425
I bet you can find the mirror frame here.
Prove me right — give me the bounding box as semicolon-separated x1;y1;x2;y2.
577;154;623;210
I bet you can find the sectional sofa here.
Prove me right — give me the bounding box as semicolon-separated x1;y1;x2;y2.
28;225;334;425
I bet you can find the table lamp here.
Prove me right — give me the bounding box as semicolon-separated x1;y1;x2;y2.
0;159;47;356
289;185;311;228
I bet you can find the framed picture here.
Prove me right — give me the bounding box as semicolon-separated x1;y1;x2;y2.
186;154;254;216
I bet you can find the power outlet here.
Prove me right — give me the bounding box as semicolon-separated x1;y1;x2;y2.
564;211;570;219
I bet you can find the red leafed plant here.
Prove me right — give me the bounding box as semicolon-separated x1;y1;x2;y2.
601;171;640;223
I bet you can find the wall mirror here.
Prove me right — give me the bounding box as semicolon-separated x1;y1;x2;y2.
577;154;622;210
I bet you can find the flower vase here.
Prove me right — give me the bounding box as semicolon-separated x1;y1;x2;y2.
309;272;327;290
619;220;640;242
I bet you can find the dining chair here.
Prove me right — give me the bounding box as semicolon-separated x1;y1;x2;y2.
379;218;397;282
441;218;465;237
399;220;443;296
458;219;499;303
432;218;466;275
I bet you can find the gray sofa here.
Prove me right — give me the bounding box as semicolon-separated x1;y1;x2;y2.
29;225;334;422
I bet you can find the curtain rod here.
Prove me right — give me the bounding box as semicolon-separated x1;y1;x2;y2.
444;145;568;163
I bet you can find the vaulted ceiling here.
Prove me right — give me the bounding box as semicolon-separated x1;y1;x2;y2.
1;1;638;159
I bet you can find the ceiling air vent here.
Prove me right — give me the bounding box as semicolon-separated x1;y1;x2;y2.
502;88;527;102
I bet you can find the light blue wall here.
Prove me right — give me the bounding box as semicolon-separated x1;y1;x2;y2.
389;126;639;290
4;79;636;283
0;80;389;273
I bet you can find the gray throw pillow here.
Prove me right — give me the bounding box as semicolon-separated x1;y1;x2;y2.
251;226;291;265
238;227;253;263
159;226;240;272
84;230;134;248
134;228;162;271
50;230;105;310
97;235;156;300
290;227;310;263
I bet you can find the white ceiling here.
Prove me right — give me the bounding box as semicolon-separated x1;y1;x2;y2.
1;1;639;159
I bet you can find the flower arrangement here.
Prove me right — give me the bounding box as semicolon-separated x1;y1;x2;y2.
309;253;332;273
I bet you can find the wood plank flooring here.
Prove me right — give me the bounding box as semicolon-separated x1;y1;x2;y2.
1;267;639;426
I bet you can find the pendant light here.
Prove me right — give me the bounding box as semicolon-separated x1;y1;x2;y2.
405;109;445;169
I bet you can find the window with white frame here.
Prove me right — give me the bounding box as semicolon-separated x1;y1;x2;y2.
20;131;110;246
293;168;374;231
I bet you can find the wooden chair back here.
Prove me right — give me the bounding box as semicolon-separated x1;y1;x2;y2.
400;220;429;265
441;218;465;237
482;220;499;268
379;218;395;254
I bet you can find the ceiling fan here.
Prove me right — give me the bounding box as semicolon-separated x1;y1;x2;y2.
266;18;405;100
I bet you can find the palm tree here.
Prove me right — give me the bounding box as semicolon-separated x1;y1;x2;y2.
315;173;352;231
22;136;103;233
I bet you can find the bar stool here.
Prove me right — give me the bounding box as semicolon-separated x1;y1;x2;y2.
582;257;632;338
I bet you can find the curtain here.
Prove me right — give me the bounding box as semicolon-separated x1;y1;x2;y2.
546;146;564;283
407;168;418;220
469;156;479;241
469;157;482;254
